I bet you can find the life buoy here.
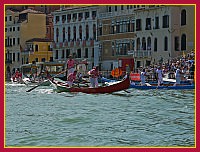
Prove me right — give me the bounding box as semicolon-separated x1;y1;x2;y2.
130;73;141;81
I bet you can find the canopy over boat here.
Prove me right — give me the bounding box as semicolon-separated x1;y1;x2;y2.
51;76;130;94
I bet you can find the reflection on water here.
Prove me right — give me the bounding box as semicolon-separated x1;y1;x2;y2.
5;83;195;147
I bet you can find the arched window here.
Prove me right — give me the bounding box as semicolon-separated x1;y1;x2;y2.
136;38;140;50
73;26;76;41
164;36;168;51
181;34;186;50
68;27;70;41
154;38;157;52
147;37;151;50
62;27;65;42
79;25;82;40
181;9;186;26
56;28;59;42
86;24;89;40
93;24;96;40
142;37;146;50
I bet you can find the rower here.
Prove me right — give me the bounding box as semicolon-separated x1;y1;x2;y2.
88;65;100;88
67;70;78;87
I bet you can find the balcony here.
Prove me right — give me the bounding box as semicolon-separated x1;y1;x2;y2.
133;50;152;58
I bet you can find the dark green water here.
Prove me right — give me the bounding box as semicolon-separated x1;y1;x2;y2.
5;83;195;147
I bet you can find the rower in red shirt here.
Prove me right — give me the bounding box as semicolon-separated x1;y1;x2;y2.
67;70;77;87
66;55;78;76
88;66;99;88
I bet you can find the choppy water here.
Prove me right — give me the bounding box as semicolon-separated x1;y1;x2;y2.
5;82;195;147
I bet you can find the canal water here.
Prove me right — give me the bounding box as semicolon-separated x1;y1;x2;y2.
5;83;195;147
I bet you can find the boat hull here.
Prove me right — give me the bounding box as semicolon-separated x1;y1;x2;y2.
52;77;130;94
130;84;195;90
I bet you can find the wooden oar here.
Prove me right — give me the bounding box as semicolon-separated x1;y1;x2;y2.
26;70;67;92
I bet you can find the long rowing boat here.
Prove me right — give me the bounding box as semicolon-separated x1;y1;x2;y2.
50;76;130;94
130;83;195;90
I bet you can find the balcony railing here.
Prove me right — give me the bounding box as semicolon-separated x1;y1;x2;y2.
133;50;152;58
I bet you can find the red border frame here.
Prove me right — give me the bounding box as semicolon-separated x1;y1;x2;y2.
1;0;199;152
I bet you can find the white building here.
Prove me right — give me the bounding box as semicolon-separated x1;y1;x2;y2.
52;6;104;70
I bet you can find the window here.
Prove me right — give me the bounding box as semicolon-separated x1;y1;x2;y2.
67;14;71;22
18;27;20;31
68;27;70;41
115;6;117;11
18;38;20;45
56;28;59;42
136;19;142;31
108;6;111;12
62;50;64;58
73;13;77;21
13;38;15;45
73;26;76;40
35;45;38;51
155;17;159;29
62;27;65;42
66;49;70;58
181;9;186;26
55;50;58;59
62;15;66;23
5;28;7;32
147;37;151;50
85;12;89;19
121;5;124;10
17;53;20;62
85;48;88;58
55;16;59;23
93;24;96;40
175;36;179;51
92;11;96;19
79;25;82;40
35;58;38;62
181;34;186;50
99;25;102;36
86;24;89;40
142;37;146;50
13;53;15;61
13;27;15;31
136;38;140;50
163;15;169;28
78;13;83;21
154;38;157;52
146;18;151;30
164;36;168;51
5;16;7;22
9;16;12;21
77;49;81;58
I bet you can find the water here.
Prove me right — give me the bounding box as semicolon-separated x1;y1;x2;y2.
5;82;195;147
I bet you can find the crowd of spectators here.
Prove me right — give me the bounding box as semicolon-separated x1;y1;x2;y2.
137;51;195;81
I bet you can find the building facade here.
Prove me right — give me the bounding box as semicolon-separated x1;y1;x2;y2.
133;5;195;68
97;5;137;71
52;6;101;70
21;38;53;64
5;8;47;80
